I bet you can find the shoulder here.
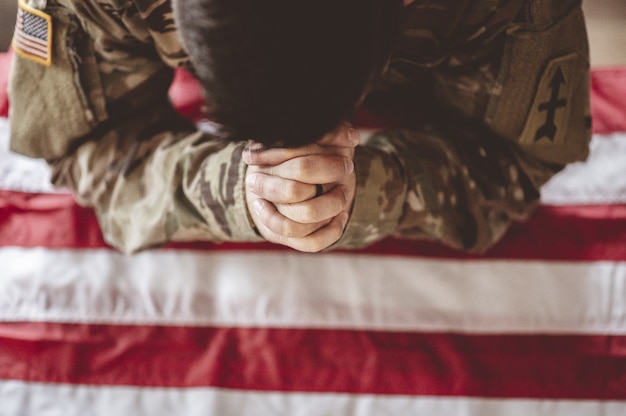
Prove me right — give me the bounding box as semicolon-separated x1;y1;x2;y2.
395;0;523;67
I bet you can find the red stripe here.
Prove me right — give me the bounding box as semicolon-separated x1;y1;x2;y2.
1;190;625;260
14;12;49;60
13;41;48;59
14;9;48;57
0;322;624;399
14;34;48;53
591;67;626;134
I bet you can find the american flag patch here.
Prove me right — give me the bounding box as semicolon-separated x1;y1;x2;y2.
12;0;53;66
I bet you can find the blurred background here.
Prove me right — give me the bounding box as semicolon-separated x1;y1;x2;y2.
0;0;17;53
583;0;626;66
1;0;625;65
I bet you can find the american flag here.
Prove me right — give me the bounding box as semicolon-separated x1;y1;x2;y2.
12;2;52;66
0;60;625;415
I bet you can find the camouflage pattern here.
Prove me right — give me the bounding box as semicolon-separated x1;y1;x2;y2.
338;0;591;252
8;0;591;253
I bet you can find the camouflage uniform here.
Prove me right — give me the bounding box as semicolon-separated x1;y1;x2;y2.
9;0;591;253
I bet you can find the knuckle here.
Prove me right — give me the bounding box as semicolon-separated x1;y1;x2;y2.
320;193;344;218
260;177;287;201
258;202;273;223
247;153;259;164
266;181;283;200
270;210;304;238
250;175;263;194
247;151;264;165
285;181;302;201
257;178;271;197
295;157;315;176
328;157;351;179
328;191;343;213
336;185;349;206
267;165;282;178
326;157;342;174
281;221;299;238
342;157;354;176
297;203;316;223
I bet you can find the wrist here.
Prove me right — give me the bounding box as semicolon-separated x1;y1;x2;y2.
331;145;405;249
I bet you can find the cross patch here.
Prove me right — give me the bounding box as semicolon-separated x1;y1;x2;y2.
12;0;53;66
519;54;577;147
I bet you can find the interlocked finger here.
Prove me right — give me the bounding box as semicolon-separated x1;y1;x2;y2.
253;200;349;252
242;123;359;167
259;154;353;184
246;172;330;204
279;213;348;252
252;198;331;238
274;185;349;224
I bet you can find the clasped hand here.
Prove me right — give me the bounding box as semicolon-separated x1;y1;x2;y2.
243;123;359;252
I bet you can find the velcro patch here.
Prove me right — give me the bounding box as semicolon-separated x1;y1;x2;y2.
519;54;577;147
12;0;53;66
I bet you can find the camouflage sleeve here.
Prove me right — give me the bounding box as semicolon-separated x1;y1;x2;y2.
9;0;261;252
336;0;591;252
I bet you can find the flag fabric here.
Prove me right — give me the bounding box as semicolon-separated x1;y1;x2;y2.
11;0;52;67
0;56;625;415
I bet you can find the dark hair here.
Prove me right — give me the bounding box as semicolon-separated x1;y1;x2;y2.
174;0;403;146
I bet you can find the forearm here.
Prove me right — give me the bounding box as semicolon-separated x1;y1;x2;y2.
49;106;261;253
337;125;561;253
334;0;591;252
9;0;261;252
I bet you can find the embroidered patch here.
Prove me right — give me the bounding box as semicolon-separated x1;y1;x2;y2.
12;0;53;66
519;54;577;147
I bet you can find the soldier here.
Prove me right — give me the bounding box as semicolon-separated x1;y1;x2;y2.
9;0;591;253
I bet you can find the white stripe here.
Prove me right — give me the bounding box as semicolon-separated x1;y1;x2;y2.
541;133;626;205
1;380;625;416
1;117;625;201
1;247;625;334
0;119;62;193
14;30;48;50
13;40;48;59
14;34;48;55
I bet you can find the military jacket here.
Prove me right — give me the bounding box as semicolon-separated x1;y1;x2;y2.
9;0;591;253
